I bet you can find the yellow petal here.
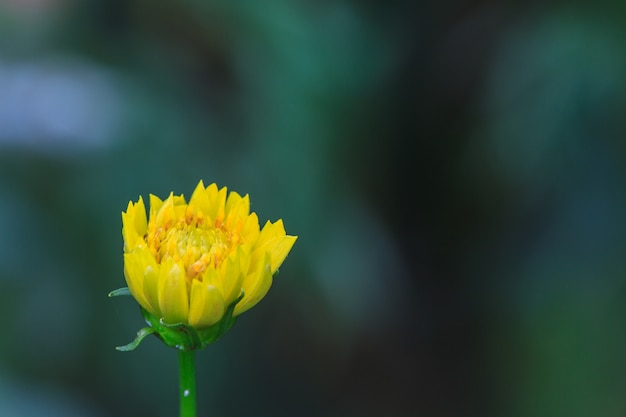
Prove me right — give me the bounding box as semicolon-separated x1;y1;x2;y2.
133;196;148;235
267;235;297;273
225;192;250;222
205;183;219;200
188;281;225;328
252;220;297;273
256;219;285;246
234;253;272;316
173;203;187;220
123;256;149;312
237;244;253;275
202;267;221;289
122;197;149;252
206;185;227;223
133;245;161;316
221;249;245;304
149;194;164;218
158;260;189;324
241;212;260;242
172;194;187;206
124;250;154;314
121;206;139;251
188;180;210;216
155;193;175;226
224;190;241;213
247;220;280;266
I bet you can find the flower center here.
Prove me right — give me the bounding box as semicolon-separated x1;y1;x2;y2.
148;219;234;280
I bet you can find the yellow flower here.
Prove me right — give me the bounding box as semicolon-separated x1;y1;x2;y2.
122;180;297;329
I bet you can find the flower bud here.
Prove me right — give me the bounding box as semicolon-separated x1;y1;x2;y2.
111;180;297;351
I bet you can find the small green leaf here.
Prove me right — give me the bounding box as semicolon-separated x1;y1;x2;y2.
108;287;131;297
115;327;157;351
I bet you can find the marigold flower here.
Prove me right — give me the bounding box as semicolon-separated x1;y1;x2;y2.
121;180;297;331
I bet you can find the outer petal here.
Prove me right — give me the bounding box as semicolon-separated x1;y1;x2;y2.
133;196;148;235
250;220;283;261
134;246;161;317
158;260;189;324
260;219;286;240
188;281;225;328
220;248;245;304
124;249;155;314
252;220;297;274
267;235;297;273
253;220;286;252
122;198;147;252
121;209;138;251
234;253;272;316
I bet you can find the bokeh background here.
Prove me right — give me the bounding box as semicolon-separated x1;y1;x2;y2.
1;1;626;416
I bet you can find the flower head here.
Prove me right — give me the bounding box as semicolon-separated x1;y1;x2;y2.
121;180;297;332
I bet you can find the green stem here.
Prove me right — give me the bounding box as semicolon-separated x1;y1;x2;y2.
178;350;197;417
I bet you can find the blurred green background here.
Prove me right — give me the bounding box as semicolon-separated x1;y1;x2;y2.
1;1;626;416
